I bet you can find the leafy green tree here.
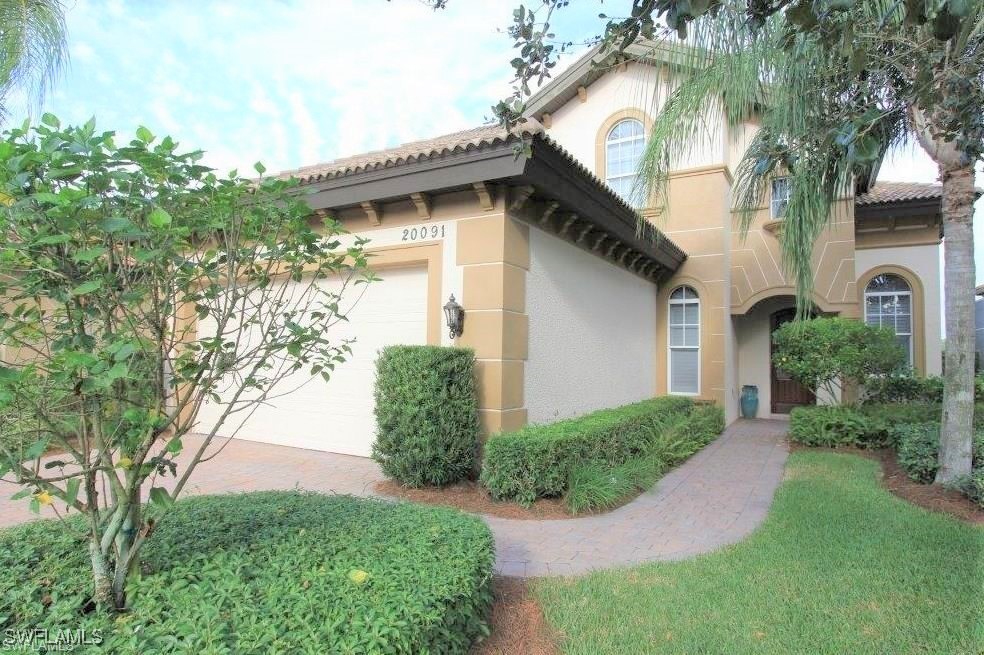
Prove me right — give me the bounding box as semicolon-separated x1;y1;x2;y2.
0;116;373;610
491;0;982;483
772;317;907;403
0;0;68;118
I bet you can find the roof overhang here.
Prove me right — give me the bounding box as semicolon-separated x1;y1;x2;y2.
854;197;944;241
522;40;698;120
297;134;686;280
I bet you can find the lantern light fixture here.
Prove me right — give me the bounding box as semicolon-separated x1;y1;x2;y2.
443;294;464;339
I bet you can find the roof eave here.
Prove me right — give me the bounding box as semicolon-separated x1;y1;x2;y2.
295;135;685;277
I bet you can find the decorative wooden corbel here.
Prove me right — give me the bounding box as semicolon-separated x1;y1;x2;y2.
409;192;432;220
472;182;495;211
361;201;381;226
508;185;535;213
558;214;578;237
538;201;560;226
576;223;593;244
577;86;587;103
541;112;552;128
593;234;609;251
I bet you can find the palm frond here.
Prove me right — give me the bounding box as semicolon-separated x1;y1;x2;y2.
0;0;69;118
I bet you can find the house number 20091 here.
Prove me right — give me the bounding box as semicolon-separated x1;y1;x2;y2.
401;224;446;242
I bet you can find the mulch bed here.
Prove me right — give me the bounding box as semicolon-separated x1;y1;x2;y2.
374;479;572;520
792;444;984;524
471;577;561;655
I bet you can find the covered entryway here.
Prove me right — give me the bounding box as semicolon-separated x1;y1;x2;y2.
769;308;815;414
195;265;428;456
735;295;820;419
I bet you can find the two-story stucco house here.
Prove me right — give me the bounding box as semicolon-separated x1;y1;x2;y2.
195;42;944;456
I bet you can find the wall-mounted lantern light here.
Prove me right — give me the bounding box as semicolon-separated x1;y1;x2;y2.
443;294;464;339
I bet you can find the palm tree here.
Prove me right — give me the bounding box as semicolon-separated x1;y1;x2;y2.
613;2;982;483
0;0;68;119
492;0;980;482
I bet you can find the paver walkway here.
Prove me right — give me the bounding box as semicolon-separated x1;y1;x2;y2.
0;419;788;577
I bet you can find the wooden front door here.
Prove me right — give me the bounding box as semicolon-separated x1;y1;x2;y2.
770;308;815;414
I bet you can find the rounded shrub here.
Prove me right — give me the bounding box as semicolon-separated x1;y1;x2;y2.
372;345;480;486
0;491;494;654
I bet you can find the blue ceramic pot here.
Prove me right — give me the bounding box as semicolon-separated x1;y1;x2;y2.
740;385;759;418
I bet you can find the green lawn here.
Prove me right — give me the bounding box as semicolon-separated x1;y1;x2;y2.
535;452;983;654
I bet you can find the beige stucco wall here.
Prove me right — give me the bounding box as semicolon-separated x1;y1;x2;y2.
855;243;943;375
324;188;535;436
544;62;726;174
524;225;658;424
656;168;736;417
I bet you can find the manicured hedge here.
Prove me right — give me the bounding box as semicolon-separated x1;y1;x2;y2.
0;491;494;654
372;345;480;486
564;404;725;513
479;396;697;504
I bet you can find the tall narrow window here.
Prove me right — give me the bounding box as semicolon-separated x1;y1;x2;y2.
669;286;700;394
771;176;790;218
605;118;645;203
864;273;913;367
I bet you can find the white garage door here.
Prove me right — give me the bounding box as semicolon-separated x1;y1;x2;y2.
195;266;428;456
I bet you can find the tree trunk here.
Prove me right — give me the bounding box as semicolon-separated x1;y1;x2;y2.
936;161;977;483
111;489;143;609
89;540;113;607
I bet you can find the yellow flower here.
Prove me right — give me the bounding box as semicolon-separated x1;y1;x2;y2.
347;569;369;585
116;457;133;469
34;491;54;506
0;192;13;207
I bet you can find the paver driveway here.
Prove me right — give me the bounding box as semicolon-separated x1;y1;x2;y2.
0;419;788;576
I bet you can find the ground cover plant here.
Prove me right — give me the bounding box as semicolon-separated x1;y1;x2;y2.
535;452;983;654
0;491;494;654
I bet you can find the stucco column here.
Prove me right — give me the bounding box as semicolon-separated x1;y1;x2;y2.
455;211;529;435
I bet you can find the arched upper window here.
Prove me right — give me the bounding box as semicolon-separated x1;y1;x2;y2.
864;273;913;367
605;118;645;203
668;286;700;395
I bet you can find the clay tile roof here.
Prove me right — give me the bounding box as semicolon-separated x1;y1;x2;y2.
279;123;542;184
855;181;943;206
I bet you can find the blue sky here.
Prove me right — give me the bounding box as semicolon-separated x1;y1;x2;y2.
11;0;982;282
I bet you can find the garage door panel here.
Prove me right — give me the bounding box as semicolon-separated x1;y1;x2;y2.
195;266;427;456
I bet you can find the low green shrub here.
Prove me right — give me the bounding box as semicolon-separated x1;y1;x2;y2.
893;424;984;483
863;373;984;404
562;404;725;513
855;403;941;447
863;374;945;404
372;345;480;487
947;469;984;508
0;491;494;654
480;396;695;504
893;423;942;483
788;405;876;448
